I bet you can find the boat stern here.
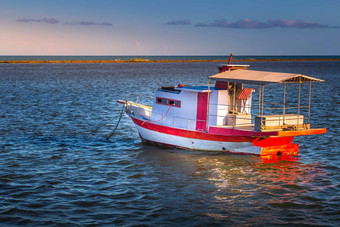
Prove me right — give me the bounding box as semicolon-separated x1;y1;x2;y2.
260;142;299;159
252;135;299;158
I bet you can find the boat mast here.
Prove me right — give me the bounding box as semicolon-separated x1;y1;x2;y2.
258;85;261;116
206;79;211;132
283;83;286;124
308;81;312;124
297;77;301;128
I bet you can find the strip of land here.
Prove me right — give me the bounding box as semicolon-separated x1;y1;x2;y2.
1;58;340;64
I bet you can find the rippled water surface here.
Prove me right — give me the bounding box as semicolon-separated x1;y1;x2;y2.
0;62;339;226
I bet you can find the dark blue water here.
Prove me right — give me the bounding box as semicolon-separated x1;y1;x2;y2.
1;55;340;61
0;61;339;226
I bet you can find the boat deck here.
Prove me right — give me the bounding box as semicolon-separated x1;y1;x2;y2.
127;102;152;110
209;125;327;137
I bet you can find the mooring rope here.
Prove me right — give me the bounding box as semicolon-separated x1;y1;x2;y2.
141;105;172;126
106;102;126;140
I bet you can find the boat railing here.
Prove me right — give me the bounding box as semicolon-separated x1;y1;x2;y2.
127;98;310;132
127;106;199;130
127;93;153;105
208;102;310;131
127;102;251;130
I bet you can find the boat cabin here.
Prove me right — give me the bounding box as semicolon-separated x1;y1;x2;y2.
127;64;323;135
149;80;254;132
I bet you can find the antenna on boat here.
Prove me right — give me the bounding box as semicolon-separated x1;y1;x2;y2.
218;53;233;72
219;52;246;72
218;53;249;72
227;53;233;65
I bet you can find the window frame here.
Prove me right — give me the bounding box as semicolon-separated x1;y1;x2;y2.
156;97;181;108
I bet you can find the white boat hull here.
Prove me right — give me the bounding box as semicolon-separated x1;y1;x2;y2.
122;102;301;158
135;123;262;154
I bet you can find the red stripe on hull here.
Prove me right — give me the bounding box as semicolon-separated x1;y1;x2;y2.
208;126;278;137
131;116;254;142
131;115;299;157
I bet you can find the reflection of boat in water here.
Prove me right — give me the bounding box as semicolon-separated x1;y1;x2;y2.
118;54;326;159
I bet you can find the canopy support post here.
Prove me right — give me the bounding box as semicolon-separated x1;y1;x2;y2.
258;85;261;116
261;85;264;116
283;83;286;125
297;80;301;129
206;79;211;132
308;81;312;124
233;82;236;128
261;85;265;129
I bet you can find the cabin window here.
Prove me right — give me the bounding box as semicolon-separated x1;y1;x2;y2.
156;97;181;107
157;98;167;104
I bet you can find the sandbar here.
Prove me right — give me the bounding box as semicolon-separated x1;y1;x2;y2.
1;58;339;64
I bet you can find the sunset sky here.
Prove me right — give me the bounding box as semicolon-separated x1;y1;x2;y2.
1;0;339;55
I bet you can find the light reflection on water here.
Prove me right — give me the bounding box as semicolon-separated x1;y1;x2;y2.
189;154;337;225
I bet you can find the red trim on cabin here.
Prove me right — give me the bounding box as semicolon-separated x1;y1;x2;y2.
215;81;229;89
156;97;181;108
196;92;208;131
130;116;254;142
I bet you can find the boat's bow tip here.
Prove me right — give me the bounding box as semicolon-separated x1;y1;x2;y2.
117;100;127;104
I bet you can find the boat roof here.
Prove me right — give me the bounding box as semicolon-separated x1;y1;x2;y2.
209;69;324;85
175;85;213;92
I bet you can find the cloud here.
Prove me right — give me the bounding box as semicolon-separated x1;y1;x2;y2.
195;19;269;29
268;19;337;29
17;17;112;26
166;20;191;25
101;22;113;26
65;21;113;26
17;17;59;24
195;19;338;29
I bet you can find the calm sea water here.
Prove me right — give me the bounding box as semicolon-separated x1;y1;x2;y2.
1;55;340;61
0;60;339;226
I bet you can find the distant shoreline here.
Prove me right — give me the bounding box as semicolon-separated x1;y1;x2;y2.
1;58;340;64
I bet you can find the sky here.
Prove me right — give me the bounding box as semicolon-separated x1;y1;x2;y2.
1;0;339;55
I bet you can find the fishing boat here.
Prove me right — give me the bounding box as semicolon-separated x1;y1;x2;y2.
117;54;326;158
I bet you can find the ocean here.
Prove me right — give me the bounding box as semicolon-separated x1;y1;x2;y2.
1;55;340;61
0;58;339;226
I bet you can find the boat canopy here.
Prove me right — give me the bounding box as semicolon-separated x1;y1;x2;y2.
209;69;324;85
